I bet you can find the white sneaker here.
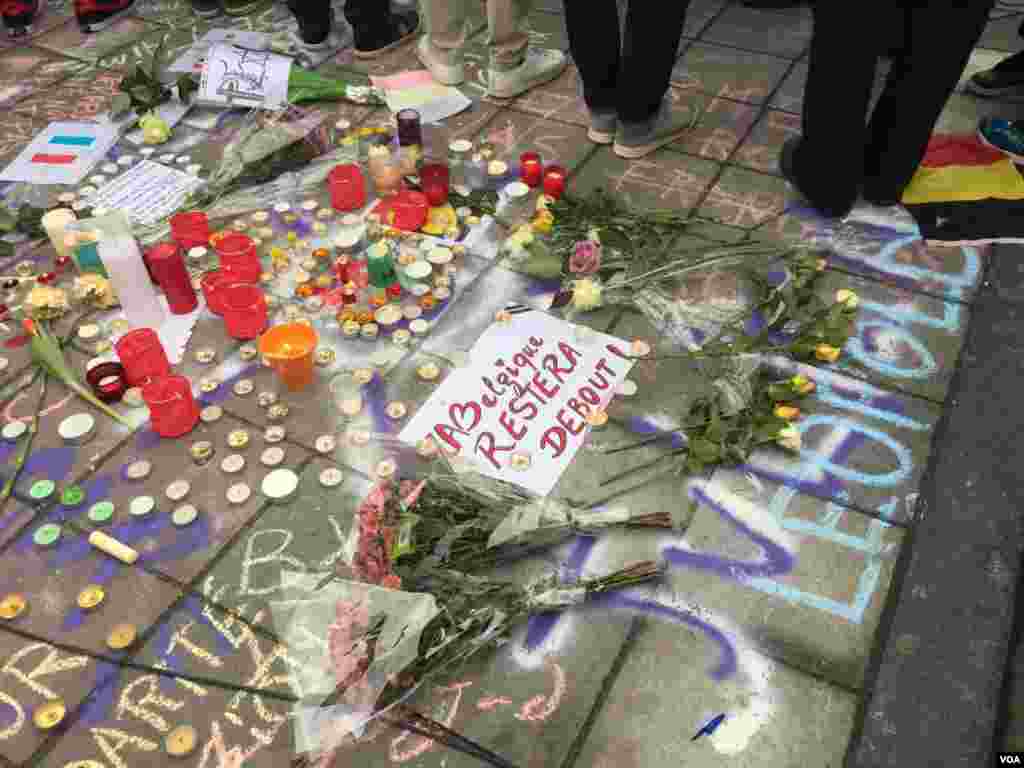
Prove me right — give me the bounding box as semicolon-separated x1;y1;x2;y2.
415;35;465;86
488;48;567;99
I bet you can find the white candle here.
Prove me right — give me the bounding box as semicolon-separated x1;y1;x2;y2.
93;211;166;329
41;208;77;259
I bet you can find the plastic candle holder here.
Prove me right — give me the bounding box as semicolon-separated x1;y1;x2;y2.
420;163;450;206
213;232;261;283
169;211;211;251
519;152;543;188
396;109;423;147
328;164;367;212
147;242;198;315
115;328;171;387
258;323;319;392
542;165;567;199
142;375;200;438
221;283;269;340
85;362;127;403
200;270;233;315
41;209;77;259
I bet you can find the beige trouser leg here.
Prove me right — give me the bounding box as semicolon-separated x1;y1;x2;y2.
421;0;533;67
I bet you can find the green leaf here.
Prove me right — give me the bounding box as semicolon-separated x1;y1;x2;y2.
598;227;631;255
110;94;133;117
690;437;721;462
177;75;198;104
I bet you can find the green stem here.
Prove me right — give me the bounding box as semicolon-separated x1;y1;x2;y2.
1;372;47;502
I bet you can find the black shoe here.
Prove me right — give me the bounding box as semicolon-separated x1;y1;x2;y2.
74;0;134;32
779;136;856;219
1;0;38;37
190;0;219;19
742;0;808;7
352;9;419;59
965;51;1024;98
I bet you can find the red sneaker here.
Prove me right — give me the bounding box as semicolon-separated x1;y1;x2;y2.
74;0;134;33
2;0;39;37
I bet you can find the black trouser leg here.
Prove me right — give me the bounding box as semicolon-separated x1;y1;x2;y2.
862;0;995;200
794;0;993;215
343;0;393;49
564;0;689;124
288;0;332;44
563;0;621;115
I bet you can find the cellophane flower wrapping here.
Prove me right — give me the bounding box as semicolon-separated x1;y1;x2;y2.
270;571;440;759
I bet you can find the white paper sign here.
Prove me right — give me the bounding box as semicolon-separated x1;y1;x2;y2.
0;121;120;186
88;160;203;227
399;311;636;496
198;43;292;110
168;29;270;75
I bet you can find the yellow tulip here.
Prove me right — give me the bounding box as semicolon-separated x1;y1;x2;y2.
814;344;841;363
773;405;801;421
834;289;859;310
776;425;802;452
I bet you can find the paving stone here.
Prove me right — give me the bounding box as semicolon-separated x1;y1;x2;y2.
10;69;125;124
476;109;598;174
575;611;858;768
684;0;729;39
768;58;806;113
671;93;759;163
673;42;793;105
506;64;588;128
700;4;813;59
698;166;788;230
733;108;800;175
35;665;296;768
0;510;182;657
0;6;72;49
570;147;720;214
424;98;504;150
0;48;88;110
69;414;312;586
0;632;116;765
33;15;155;62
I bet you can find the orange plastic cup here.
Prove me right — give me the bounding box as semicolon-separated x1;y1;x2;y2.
258;322;318;392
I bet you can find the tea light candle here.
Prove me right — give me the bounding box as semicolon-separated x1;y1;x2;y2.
487;160;508;187
427;246;453;266
42;209;77;259
409;318;429;336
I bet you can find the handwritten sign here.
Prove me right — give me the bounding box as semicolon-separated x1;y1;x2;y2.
197;43;291;110
399;311;636;496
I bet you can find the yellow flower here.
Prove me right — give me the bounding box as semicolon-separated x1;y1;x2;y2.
73;274;117;309
139;112;171;145
571;278;603;311
532;211;554;234
773;405;801;421
814;344;841;363
776;425;802;452
25;285;69;320
536;194;556;213
815;258;828;272
834;288;859;310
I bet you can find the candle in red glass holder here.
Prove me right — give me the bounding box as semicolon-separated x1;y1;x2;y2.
386;282;402;300
142;375;200;438
170;212;211;251
220;283;268;340
115;328;171;387
200;270;233;315
342;284;357;305
214;232;261;283
420;163;450;206
542;165;567;199
328;164;367;212
86;361;127;403
334;256;350;283
520;152;543;188
147;242;198;315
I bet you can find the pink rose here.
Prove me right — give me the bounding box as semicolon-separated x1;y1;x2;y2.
569;240;602;275
381;574;402;590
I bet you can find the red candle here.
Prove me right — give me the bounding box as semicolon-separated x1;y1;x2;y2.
328;164;367;212
170;211;211;251
147;242;198;315
115;328;171;387
334;256;350;283
200;270;233;315
214;233;261;284
542;165;567;199
386;282;402;300
220;283;268;340
86;361;127;403
520;152;543;188
342;284;357;305
142;375;200;438
420;163;450;206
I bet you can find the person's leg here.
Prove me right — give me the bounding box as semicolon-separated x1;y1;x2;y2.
782;0;880;217
611;0;694;158
344;0;418;58
289;0;332;45
485;0;567;99
862;0;996;202
563;0;620;114
416;0;469;84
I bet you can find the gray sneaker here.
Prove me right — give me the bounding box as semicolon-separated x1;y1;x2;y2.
613;98;699;159
415;35;465;86
488;48;567;99
587;111;616;144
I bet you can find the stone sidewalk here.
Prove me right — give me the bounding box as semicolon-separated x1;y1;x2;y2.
0;1;1022;767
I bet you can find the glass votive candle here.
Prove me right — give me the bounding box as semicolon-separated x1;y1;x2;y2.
169;211;211;251
142;375;200;438
115;328;171;387
464;153;487;190
200;270;233;315
85;361;128;403
519;152;543;188
397;108;423;148
272;202;293;231
368;147;404;197
147;242;198;315
420;163;450;207
221;283;269;340
41;208;77;259
328;164;367;212
498;181;532;227
543;165;567;199
487;160;509;190
213;232;261;283
259;322;319;392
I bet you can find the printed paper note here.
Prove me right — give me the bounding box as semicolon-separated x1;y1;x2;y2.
197;43;292;110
